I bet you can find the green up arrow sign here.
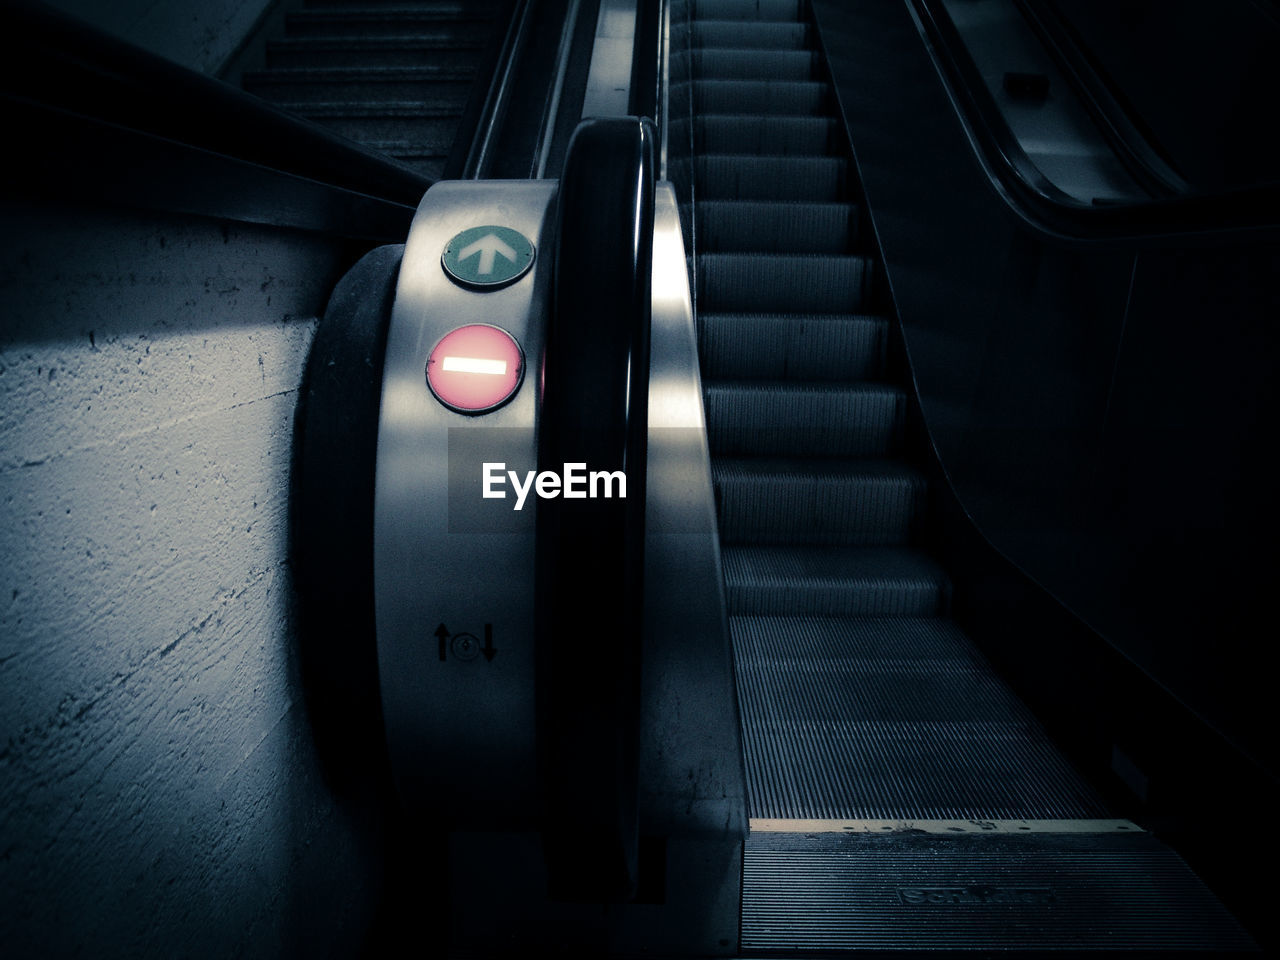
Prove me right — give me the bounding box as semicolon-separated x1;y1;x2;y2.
441;225;535;289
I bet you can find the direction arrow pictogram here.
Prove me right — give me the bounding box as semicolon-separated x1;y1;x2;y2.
458;233;517;276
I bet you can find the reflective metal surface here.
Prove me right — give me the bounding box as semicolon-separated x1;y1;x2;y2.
374;180;556;824
581;0;638;118
373;176;741;952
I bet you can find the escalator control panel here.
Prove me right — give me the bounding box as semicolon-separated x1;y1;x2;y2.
375;181;556;821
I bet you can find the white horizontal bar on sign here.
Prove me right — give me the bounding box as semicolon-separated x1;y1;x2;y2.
749;818;1144;835
442;356;508;375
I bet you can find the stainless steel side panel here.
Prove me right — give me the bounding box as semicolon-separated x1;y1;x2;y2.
374;180;556;825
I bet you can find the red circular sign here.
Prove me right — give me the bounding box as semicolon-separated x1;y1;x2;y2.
426;324;524;414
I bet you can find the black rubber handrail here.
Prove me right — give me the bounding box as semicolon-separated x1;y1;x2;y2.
450;0;532;179
536;116;655;902
1014;0;1190;199
902;0;1280;239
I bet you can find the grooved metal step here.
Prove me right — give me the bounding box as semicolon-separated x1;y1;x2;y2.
243;66;474;105
693;0;801;21
693;115;840;156
697;253;874;312
693;199;857;252
714;458;926;545
693;79;830;115
687;47;818;81
704;381;905;457
693;19;809;49
266;37;483;70
285;10;492;41
694;155;847;201
302;0;497;7
731;616;1104;818
722;547;950;616
698;312;889;381
275;103;460;146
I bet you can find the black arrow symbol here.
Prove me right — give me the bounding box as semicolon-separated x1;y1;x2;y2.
434;623;450;661
482;623;497;662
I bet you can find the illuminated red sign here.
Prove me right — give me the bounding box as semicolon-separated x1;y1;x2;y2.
426;324;524;414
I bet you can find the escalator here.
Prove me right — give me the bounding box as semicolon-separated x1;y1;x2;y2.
674;0;1255;952
2;0;1274;951
221;0;1274;954
241;0;505;180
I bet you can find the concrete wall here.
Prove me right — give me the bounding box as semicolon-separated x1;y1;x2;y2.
0;194;382;957
41;0;276;75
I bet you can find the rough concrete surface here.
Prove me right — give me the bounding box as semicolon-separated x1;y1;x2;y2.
0;195;381;957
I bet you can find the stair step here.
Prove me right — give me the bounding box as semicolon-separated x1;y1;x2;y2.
697;253;875;313
277;103;461;147
695;155;847;201
693;200;857;252
244;67;473;105
699;312;889;381
686;48;818;81
694;79;830;115
285;10;493;41
694;115;839;156
267;37;483;70
693;0;802;21
359;140;449;178
704;381;905;457
694;20;809;50
722;545;950;616
303;0;497;8
715;457;926;545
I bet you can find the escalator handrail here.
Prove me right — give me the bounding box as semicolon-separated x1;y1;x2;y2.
903;0;1280;240
537;116;655;902
457;0;536;179
1014;0;1191;199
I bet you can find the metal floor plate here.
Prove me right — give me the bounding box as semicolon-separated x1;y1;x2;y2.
743;831;1257;953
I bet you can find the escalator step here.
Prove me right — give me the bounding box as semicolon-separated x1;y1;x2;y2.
694;79;829;115
695;156;846;201
714;458;926;545
242;67;473;105
693;0;801;21
361;141;449;178
697;253;873;312
690;48;818;81
276;102;460;147
731;616;1106;819
694;115;838;156
285;9;492;41
704;381;904;457
266;37;483;70
699;312;889;381
722;546;950;616
693;20;809;50
302;0;498;7
694;200;857;252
